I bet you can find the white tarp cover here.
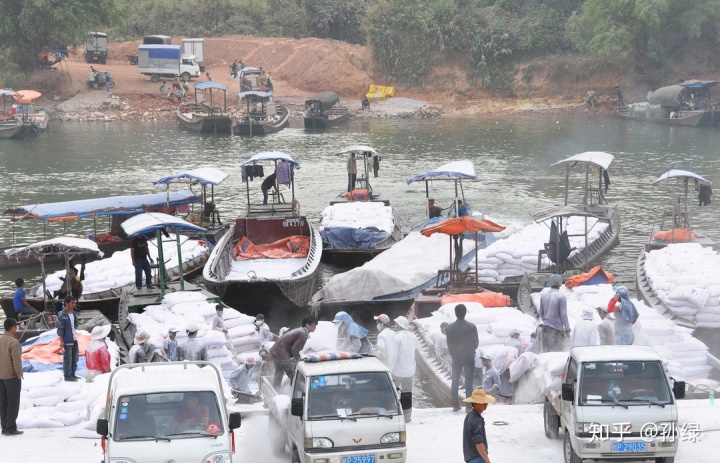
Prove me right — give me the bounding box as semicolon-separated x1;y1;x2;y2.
319;202;395;234
312;231;476;303
654;169;711;186
551;151;614;170
406;160;476;185
153;167;229;186
5;236;102;258
121;212;206;237
242;151;300;168
336;145;378;156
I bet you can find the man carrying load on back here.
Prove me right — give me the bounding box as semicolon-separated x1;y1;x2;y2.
537;274;570;353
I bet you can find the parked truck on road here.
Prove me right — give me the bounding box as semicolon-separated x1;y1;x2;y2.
182;38;205;72
85;32;108;64
544;346;685;463
96;361;242;463
262;353;411;463
137;44;201;82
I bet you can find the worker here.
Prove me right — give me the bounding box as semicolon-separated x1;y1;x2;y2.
388;316;416;422
374;314;395;368
333;311;373;354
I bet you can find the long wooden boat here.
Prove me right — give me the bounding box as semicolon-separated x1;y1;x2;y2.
176;81;232;134
303;91;349;129
0;119;31;139
615;107;715;126
203;151;322;308
233;91;290;136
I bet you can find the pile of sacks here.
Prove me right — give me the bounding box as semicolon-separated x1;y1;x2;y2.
644;243;720;328
319;202;395;235
471;217;608;283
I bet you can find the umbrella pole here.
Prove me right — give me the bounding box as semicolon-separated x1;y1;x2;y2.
475;232;479;291
176;229;185;291
41;257;48;311
157;230;166;298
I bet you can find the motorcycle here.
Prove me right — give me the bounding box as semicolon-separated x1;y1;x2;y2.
86;71;116;90
229;61;246;79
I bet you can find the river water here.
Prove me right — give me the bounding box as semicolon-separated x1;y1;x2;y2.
1;114;718;405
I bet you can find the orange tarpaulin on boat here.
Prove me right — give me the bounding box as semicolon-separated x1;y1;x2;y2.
564;265;614;288
421;217;506;237
22;334;91;364
234;235;310;260
653;229;697;242
440;292;512;307
13;90;42;104
344;189;369;201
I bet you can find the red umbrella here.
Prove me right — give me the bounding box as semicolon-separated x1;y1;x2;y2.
421;217;505;237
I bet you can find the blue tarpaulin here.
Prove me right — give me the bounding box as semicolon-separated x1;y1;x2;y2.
320;227;389;250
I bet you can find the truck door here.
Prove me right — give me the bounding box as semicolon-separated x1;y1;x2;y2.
289;372;306;449
561;357;579;431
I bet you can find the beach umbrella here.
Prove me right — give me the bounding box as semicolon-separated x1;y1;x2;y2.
420;217;505;237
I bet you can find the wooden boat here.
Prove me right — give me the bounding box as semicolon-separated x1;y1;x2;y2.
303;91;349;129
0;119;31;139
615;80;720;127
203;151;322;308
321;145;402;265
0;89;42;138
176;81;232;134
233;91;290;136
636;170;716;329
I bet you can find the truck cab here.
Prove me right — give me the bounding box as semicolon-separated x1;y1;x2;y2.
544;346;685;463
263;354;410;463
96;362;241;463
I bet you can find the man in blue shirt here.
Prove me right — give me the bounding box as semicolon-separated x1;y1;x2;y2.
455;200;469;217
13;279;39;317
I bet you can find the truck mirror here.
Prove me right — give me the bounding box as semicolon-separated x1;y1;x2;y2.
400;392;412;410
96;418;108;436
561;383;574;402
673;380;686;399
228;412;241;430
291;398;304;417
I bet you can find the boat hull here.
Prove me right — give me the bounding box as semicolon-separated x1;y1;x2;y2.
303;110;349;129
176;108;233;134
0;122;30;139
233;105;290;135
615;108;719;127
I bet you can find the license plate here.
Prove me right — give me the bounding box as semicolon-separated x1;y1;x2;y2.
342;455;375;463
612;442;646;453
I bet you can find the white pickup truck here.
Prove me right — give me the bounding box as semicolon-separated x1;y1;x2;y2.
261;353;411;463
544;346;686;463
96;362;242;463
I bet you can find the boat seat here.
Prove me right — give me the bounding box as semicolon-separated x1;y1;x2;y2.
270;189;285;204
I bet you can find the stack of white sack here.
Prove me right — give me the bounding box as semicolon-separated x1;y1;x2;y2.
643;243;720;328
319;202;395;234
38;235;210;296
471;217;608;283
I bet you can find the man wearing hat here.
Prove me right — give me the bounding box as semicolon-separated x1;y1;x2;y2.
85;325;112;382
504;329;523;358
462;389;495;463
596;305;615;345
178;323;208;362
162;327;180;361
480;354;500;398
571;308;599;347
537;274;570;353
374;314;395;368
389;316;416;422
129;330;151;364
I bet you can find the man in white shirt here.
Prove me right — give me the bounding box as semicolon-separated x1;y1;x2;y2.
388;316;416;422
571;309;599;347
374;314;395;368
595;306;615;345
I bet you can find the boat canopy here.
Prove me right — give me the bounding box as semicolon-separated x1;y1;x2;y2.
654;169;712;186
551;151;614;171
648;85;688;107
531;205;608;223
242;151;300;169
0;89;16;97
421;217;506;236
406;160;476;185
679;80;719;89
4;236;103;258
238;91;272;101
153;168;229;186
14;90;42;104
336;145;378;157
6;190;200;222
305;91;339;111
194;81;227;91
121;212;206;238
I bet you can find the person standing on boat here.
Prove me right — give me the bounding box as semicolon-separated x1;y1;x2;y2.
695;179;712;207
56;296;79;382
269;316;318;387
13;278;39;317
374;314;395;368
480;354;501;398
454;200;469;217
129;331;151;364
607;286;639;345
616;85;625;107
162;327;180;361
178;323;208;362
537;274;570;353
504;329;523;358
261;172;277;205
428;198;443;219
595;306;615;345
333;311;373;354
446;304;479;412
570;309;599;347
347;153;357;192
85;325;112;382
131;234;153;291
388;316;416;422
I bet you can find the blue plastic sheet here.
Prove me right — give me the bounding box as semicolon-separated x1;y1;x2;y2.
320;227;389;250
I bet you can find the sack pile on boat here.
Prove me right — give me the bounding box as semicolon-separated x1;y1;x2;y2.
644;243;720;328
471;217;608;283
319;202;395;250
38;236;210;296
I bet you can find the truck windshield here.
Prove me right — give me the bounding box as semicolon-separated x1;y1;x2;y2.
579;361;672;406
307;372;400;419
113;391;224;441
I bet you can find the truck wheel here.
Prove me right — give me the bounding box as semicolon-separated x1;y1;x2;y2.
563;432;582;463
655;458;674;463
109;80;116;89
291;447;301;463
181;72;191;82
544;400;560;439
151;74;160;83
268;416;286;456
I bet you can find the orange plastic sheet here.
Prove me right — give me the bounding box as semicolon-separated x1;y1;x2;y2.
234;235;310;260
22;333;91;364
564;265;614;288
440;292;511;307
421;217;506;237
653;229;697;242
344;189;369;201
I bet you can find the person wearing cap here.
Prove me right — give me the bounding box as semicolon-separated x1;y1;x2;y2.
85;325;112;382
333;311;373;355
462;389;496;463
607;286;639;345
254;314;274;346
229;356;256;395
571;308;599;347
504;329;523;358
212;304;228;335
374;314;395;368
129;330;151;364
388;316;416;422
596;305;615;345
162;327;180;361
270;316;318;388
480;354;500;398
537;274;570;353
446;304;479;412
0;318;23;436
55;296;79;381
178;323;208;362
428;198;443;219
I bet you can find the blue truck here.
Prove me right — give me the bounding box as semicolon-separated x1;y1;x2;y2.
137;45;201;82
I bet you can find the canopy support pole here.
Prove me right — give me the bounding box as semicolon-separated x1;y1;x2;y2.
175;229;185;291
40;257;48;311
157;229;166;298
